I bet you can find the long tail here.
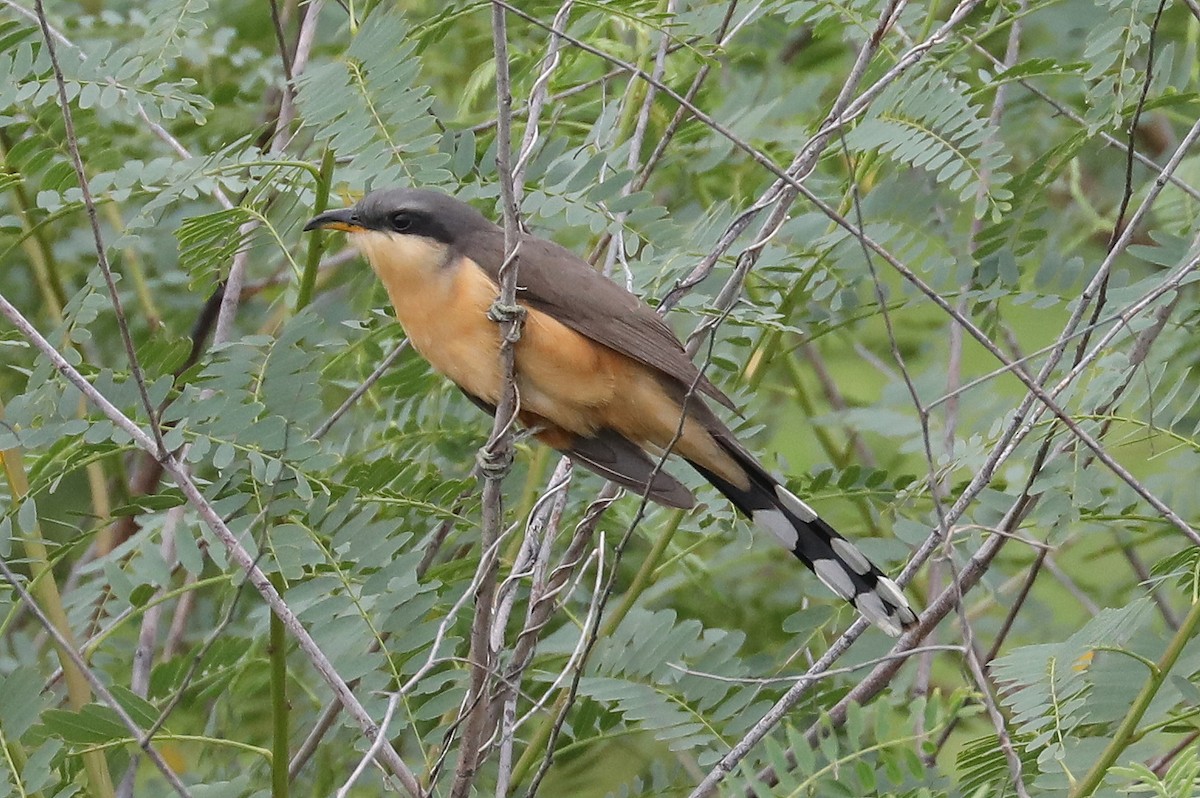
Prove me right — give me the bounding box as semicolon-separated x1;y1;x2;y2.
689;439;917;636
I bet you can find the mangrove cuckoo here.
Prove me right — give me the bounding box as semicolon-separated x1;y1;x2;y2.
305;188;917;636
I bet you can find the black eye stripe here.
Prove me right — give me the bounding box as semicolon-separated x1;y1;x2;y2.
361;206;452;244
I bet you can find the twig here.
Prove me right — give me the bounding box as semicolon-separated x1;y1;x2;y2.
1070;598;1200;798
493;0;982;222
750;406;1051;798
849;130;1023;796
0;292;422;797
312;339;411;440
163;574;197;659
469;72;615;134
668;645;965;685
503;484;619;765
288;452;484;783
512;0;574;191
587;0;741;269
802;172;1200;547
511;526;610;734
1031;111;1200;407
694;105;1200;798
599;0;676;278
472;7;745;786
287;526;512;782
752;249;1192;791
726;234;1196;795
415;463;481;578
931;10;1027;789
35;0;166;457
929;549;1047;763
631;0;740;193
272;0;325;154
335;693;400;798
116;503;186;798
213;223;258;346
490;463;573;655
932;250;1192;763
769;506;1021;791
1065;0;1168;424
1148;731;1200;777
661;0;917;310
0;557;192;797
847;133;1002;795
689;615;873;797
0;0;234;209
962;633;1033;798
1105;0;1168;254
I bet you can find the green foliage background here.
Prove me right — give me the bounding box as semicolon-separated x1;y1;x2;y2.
1;0;1199;796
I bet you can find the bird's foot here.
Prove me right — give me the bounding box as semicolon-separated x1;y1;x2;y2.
487;302;526;342
476;445;514;479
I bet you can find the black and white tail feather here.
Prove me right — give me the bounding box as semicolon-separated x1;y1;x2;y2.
475;385;917;635
689;438;917;637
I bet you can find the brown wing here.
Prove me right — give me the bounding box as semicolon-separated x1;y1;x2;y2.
560;427;696;509
461;226;737;412
457;387;696;508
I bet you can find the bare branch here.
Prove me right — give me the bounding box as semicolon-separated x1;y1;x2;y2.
667;645;966;685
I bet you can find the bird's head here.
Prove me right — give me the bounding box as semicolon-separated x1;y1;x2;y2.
304;188;492;278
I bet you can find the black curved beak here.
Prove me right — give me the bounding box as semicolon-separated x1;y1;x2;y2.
304;207;363;233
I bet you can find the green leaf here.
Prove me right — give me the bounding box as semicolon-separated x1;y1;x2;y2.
42;704;131;745
0;668;46;739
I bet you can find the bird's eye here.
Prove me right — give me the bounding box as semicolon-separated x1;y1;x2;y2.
391;212;413;232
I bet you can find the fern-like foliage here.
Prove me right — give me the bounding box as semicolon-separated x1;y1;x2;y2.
2;0;1198;795
563;608;764;766
990;600;1154;781
844;67;1013;221
0;1;211;128
1083;0;1159;129
295;9;448;190
1112;746;1200;798
955;731;1040;798
729;695;963;797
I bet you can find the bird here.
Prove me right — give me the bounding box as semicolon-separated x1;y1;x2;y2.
304;188;917;636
